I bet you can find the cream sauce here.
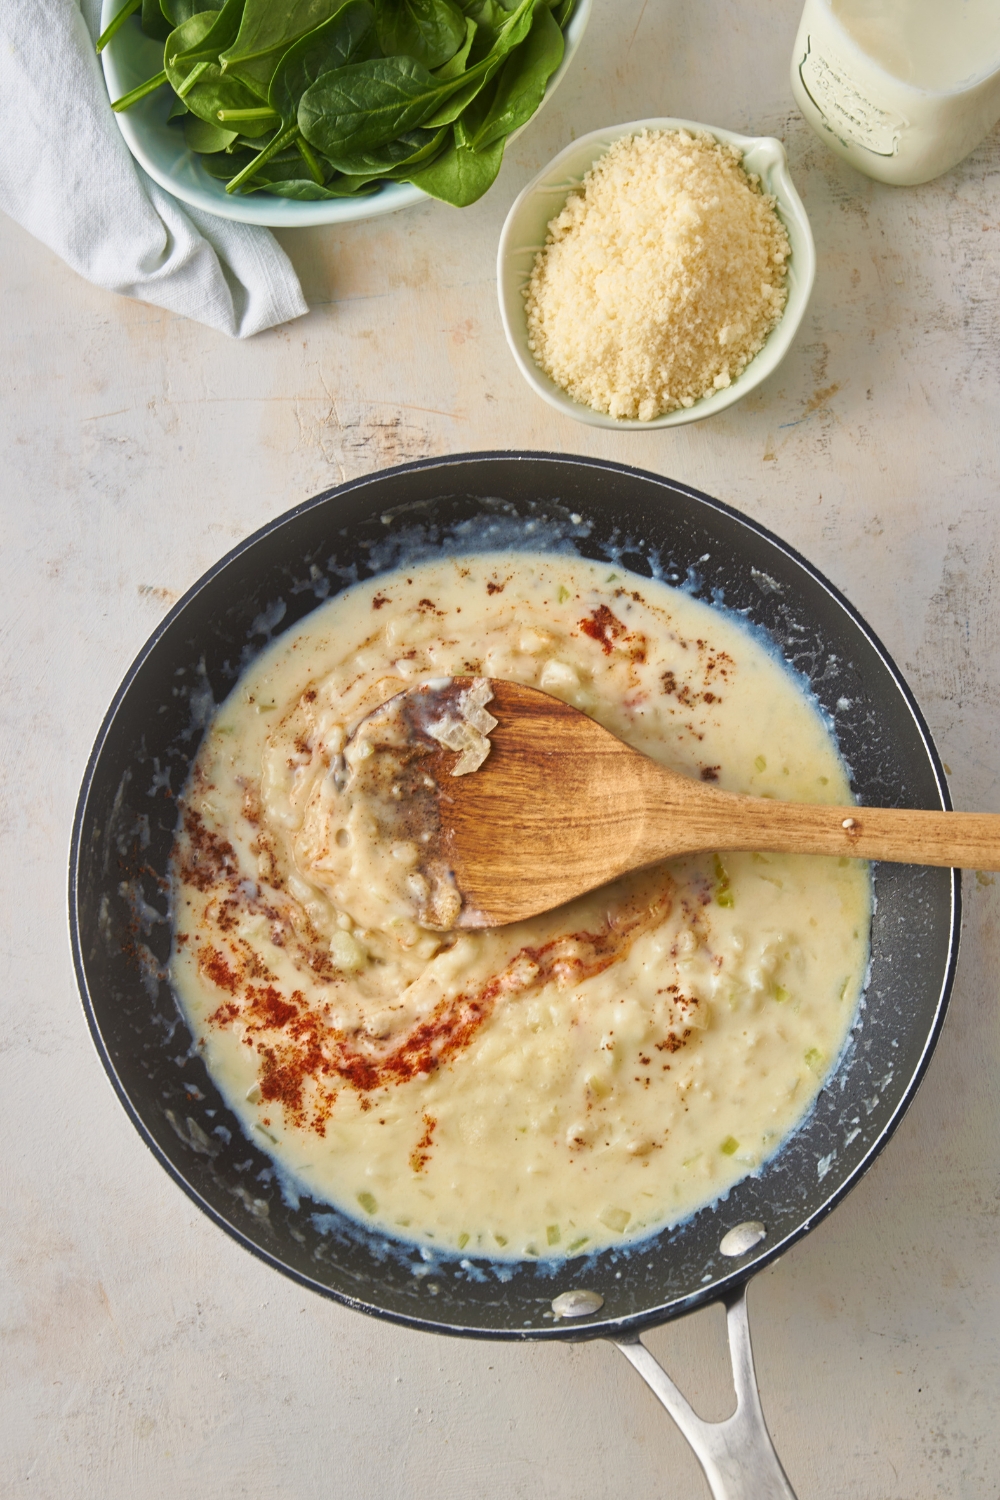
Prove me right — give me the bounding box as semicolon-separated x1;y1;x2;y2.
170;552;871;1259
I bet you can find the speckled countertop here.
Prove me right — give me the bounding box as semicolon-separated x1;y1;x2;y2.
3;2;999;1496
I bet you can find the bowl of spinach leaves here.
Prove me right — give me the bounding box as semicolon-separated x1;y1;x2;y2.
98;0;590;225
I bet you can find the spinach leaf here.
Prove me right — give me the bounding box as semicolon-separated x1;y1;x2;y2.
432;15;475;78
468;0;561;149
421;0;535;125
450;69;497;144
200;149;242;178
161;0;221;24
417;66;482;124
246;175;381;197
201;146;345;193
165;10;218;64
200;145;301;177
227;122;302;191
166;14;273;132
374;0;466;69
203;142;375;194
141;0;173;41
462;0;511;61
322;124;446;176
268;2;379;128
299;55;450;158
459;0;509;21
403;129;503;203
218;0;347;83
249;156;323;182
170;0;244;62
551;0;574;26
298;0;533;159
184;113;238;150
217;1;379;193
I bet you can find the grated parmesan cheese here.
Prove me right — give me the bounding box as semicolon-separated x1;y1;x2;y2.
523;129;791;422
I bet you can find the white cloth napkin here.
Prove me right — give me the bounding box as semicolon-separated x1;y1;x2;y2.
0;0;308;337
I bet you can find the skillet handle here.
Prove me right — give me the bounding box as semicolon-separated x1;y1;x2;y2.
610;1284;797;1500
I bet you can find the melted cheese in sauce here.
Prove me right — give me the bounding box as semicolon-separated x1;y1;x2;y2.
170;552;871;1259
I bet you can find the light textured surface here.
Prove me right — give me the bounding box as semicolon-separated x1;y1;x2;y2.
3;2;999;1496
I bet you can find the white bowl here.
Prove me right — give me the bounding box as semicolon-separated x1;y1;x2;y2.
496;118;816;428
99;0;592;227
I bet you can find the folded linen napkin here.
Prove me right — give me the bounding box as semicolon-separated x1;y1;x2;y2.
0;0;308;337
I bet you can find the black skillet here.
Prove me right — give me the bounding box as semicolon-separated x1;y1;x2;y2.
70;453;958;1499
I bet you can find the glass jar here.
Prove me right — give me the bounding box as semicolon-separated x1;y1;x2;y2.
791;0;1000;184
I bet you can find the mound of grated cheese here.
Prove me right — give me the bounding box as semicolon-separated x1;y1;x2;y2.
523;129;791;422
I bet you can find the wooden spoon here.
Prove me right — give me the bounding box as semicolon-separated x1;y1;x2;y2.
350;676;998;928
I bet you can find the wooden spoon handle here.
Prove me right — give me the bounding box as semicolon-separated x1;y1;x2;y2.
683;793;1000;869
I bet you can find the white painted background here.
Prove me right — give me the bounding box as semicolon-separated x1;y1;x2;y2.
3;1;999;1496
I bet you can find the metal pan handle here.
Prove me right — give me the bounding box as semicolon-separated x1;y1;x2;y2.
611;1284;797;1500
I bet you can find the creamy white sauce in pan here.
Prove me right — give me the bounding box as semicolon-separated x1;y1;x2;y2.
170;552;871;1260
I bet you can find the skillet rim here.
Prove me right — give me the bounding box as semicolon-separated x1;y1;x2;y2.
68;450;961;1341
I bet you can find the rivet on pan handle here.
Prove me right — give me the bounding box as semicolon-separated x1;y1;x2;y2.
611;1284;797;1500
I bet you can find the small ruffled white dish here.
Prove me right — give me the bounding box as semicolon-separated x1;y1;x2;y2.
496;117;816;429
99;0;592;228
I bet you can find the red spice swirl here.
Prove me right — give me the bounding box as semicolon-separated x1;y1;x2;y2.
194;873;676;1134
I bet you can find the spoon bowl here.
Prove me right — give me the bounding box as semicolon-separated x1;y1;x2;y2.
349;676;1000;928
